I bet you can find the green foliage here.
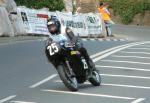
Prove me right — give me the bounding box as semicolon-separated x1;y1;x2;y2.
15;0;65;11
113;0;136;24
99;0;150;24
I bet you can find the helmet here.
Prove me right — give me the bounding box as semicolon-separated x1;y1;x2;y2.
47;16;61;35
47;20;57;34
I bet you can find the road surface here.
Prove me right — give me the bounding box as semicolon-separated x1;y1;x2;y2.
0;25;150;103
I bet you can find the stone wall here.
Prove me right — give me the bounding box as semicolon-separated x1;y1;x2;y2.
63;0;73;12
76;0;98;13
111;9;150;26
132;11;150;26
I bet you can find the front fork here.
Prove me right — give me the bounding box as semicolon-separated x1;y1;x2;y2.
65;60;75;77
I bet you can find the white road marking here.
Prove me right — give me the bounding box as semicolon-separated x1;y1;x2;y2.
103;83;150;89
111;55;150;60
93;41;150;62
125;38;129;41
90;47;116;58
82;39;87;41
98;39;103;41
120;51;150;55
119;39;125;41
138;45;150;48
81;38;117;42
131;98;145;103
90;42;137;59
29;74;57;88
96;65;150;72
90;39;95;41
55;80;150;89
42;89;136;100
101;60;150;65
106;39;111;41
0;95;16;103
128;47;150;50
113;39;118;41
101;74;150;79
11;101;36;103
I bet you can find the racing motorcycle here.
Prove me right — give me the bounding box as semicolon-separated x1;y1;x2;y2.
45;35;101;91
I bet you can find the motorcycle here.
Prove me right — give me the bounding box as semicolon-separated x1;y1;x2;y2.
45;36;101;91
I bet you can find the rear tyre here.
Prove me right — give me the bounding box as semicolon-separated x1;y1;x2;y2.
57;65;78;91
89;70;101;86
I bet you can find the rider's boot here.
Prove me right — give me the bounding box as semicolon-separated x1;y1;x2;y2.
86;58;97;78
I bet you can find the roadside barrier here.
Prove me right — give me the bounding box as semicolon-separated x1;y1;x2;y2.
1;6;105;37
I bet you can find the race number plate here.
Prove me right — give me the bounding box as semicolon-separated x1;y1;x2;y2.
47;43;59;56
81;59;88;69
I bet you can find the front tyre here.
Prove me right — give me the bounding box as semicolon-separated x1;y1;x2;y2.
89;70;101;86
57;65;78;91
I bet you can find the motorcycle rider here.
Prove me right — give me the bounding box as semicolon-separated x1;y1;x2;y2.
45;16;96;77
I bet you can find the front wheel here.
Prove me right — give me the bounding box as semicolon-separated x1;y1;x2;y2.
89;70;101;86
57;65;78;91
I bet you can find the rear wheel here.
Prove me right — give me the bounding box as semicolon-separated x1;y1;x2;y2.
57;65;78;91
89;70;101;86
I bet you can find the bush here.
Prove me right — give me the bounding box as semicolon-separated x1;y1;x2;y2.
15;0;65;11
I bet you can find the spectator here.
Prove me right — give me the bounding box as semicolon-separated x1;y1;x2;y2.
75;6;81;14
98;2;115;37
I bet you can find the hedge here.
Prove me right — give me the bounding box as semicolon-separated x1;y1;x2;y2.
15;0;65;11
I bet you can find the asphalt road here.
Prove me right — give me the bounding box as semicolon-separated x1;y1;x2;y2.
112;24;150;41
0;25;150;103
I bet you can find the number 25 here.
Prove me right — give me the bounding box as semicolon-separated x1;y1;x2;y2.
47;43;59;56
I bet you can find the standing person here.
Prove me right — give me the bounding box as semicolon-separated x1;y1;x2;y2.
75;6;81;14
98;2;115;37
